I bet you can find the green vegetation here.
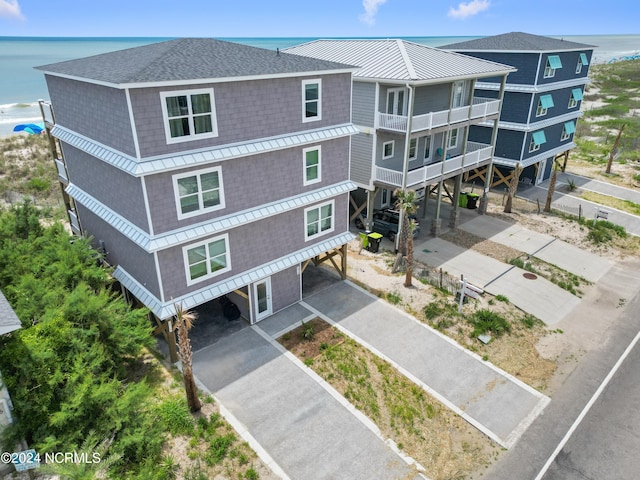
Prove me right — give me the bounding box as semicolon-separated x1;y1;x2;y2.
580;217;627;244
0;202;261;479
469;310;511;338
578;59;640;163
580;190;640;216
386;290;402;305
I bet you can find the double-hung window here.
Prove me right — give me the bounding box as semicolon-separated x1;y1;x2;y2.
305;200;334;240
161;88;217;143
173;166;225;219
529;130;547;153
569;88;583;108
183;234;230;284
544;55;562;78
302;79;321;122
536;94;554;117
303;146;321;185
447;128;459;149
409;138;417;160
382;141;394;159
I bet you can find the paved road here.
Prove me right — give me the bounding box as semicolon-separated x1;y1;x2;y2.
541;324;640;480
481;260;640;480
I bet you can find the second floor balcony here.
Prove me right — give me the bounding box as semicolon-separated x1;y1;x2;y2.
378;97;500;134
373;141;493;188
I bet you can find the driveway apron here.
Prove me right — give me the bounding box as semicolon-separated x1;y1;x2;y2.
192;324;417;480
303;282;550;448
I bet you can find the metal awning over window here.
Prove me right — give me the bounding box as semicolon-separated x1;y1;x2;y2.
572;88;584;101
532;131;547;145
547;55;563;69
540;94;554;109
564;121;576;134
579;53;589;65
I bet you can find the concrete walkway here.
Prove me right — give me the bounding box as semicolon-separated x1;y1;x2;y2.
302;281;550;449
192;305;421;480
517;172;640;237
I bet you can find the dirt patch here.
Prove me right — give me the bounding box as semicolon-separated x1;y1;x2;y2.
278;319;499;480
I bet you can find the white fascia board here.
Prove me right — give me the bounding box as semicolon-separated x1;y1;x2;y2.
67;181;356;253
493;142;576;168
53;123;359;177
115;231;355;320
475;111;583;132
476;77;590;93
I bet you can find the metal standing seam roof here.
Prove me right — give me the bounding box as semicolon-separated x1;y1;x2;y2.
0;289;21;336
439;32;596;52
284;39;515;83
35;38;356;86
66;180;356;252
52;124;359;176
114;231;355;319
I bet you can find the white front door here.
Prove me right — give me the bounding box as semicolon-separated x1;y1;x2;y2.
452;81;466;108
387;88;406;116
253;278;272;322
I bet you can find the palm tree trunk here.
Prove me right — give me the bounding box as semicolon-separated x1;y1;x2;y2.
404;221;414;287
504;165;522;214
174;304;202;413
544;163;558;212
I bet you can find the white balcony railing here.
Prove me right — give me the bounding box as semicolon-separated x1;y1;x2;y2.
373;142;493;188
377;97;500;133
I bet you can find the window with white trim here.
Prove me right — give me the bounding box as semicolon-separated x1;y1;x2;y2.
305;200;334;240
302;79;321;122
423;135;432;162
409;138;417;159
303;146;321;185
561;126;570;141
447;128;459;149
536;94;554;117
544;55;562;79
183;234;230;284
161;88;217;143
173;166;225;219
529;130;547;153
382;141;394;159
575;61;582;74
536;100;547;117
387;87;407;116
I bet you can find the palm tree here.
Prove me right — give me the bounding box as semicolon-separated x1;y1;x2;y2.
544;161;559;212
394;188;418;287
503;165;522;214
173;303;202;413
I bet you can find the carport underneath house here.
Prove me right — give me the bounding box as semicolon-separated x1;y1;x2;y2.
117;235;351;363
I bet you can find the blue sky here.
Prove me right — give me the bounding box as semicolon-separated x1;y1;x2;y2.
0;0;638;37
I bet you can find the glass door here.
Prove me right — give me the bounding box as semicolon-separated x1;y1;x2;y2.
253;278;272;322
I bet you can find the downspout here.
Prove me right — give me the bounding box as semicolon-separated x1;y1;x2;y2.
395;83;414;251
479;73;508;214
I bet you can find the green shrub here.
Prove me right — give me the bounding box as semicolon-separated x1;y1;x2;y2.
386;291;402;305
469;310;511;338
301;321;315;340
156;397;195;436
495;294;509;303
205;433;236;465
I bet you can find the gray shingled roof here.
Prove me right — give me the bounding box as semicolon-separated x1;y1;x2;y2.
0;289;21;336
440;32;596;52
284;39;514;83
35;38;355;85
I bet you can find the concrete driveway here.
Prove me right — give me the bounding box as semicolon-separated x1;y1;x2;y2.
192;305;421;480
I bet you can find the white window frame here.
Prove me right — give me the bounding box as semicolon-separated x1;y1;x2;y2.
304;200;335;241
386;87;407;116
561;126;571;141
544;59;556;78
568;92;579;109
447;128;459;149
536;99;548;117
160;88;218;144
183;233;231;286
408;138;417;160
173;166;225;220
303;146;322;186
529;137;541;153
302;79;322;123
381;188;390;207
382;140;395;159
576;61;583;74
423;135;433;163
452;81;466;108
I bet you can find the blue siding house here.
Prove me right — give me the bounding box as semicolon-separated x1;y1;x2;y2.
441;32;595;186
36;39;357;359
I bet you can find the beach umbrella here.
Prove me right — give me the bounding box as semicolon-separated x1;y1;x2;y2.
13;123;44;135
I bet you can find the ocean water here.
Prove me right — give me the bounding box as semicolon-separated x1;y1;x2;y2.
1;34;639;136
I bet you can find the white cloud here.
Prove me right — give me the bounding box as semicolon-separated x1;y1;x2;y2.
359;0;388;26
0;0;24;20
448;0;490;19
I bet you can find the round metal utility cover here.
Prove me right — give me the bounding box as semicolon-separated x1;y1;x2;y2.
523;273;538;280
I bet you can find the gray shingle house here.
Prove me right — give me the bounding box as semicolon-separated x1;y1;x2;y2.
285;39;515;234
441;32;595;186
36;39;357;356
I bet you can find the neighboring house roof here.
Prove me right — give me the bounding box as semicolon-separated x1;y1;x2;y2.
0;290;21;336
284;39;514;83
440;32;596;52
35;38;356;86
